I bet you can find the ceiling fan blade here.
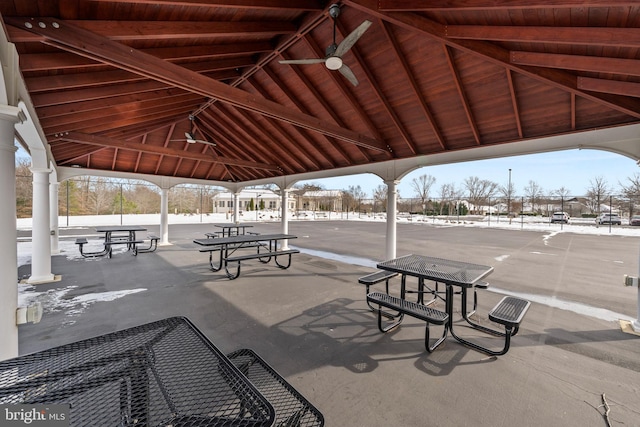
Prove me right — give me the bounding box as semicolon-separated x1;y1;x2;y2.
195;140;216;146
338;64;359;86
334;20;372;58
279;58;326;65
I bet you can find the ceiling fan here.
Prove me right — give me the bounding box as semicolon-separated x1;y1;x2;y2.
171;115;216;146
278;3;371;86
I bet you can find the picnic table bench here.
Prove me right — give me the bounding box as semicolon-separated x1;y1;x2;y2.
194;234;299;279
226;348;324;426
367;292;450;352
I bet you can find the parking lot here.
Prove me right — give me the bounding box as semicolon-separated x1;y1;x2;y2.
16;220;640;426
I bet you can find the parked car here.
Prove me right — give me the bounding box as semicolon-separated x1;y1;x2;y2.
630;215;640;226
550;212;570;223
596;213;622;225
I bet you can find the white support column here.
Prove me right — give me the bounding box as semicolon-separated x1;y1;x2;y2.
160;187;169;245
385;180;399;260
281;189;290;250
634;250;640;332
0;111;19;360
49;174;60;255
233;192;241;223
28;167;55;284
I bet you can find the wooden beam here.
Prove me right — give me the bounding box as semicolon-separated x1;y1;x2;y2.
378;1;636;11
245;76;332;169
57;132;282;171
298;35;382;160
20;42;272;72
445;25;640;48
380;19;447;151
578;77;640;98
343;1;640;118
8;17;387;152
444;45;481;145
335;19;415;155
505;70;523;139
37;87;198;120
85;0;323;10
511;51;640;77
7;20;297;42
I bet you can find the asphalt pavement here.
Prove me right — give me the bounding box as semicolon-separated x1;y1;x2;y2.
15;220;640;426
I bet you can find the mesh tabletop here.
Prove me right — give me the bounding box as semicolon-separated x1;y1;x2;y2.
0;317;275;427
194;234;296;247
95;225;147;232
377;254;493;286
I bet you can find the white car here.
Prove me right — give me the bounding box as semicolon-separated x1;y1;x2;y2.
550;212;570;223
596;213;622;225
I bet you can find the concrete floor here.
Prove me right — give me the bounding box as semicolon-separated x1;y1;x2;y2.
16;221;640;426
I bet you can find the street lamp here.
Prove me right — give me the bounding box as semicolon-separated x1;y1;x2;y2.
508;168;512;220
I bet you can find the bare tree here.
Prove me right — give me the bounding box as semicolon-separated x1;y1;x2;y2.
15;158;32;217
523;180;544;213
499;178;516;216
373;184;387;212
619;173;640;201
586;176;611;213
411;174;436;214
552;186;571;198
463;176;499;214
90;178;114;215
438;183;458;215
343;185;366;213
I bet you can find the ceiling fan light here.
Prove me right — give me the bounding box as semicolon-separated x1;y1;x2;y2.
325;56;342;70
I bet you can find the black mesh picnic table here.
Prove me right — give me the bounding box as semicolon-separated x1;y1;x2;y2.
377;254;493;287
0;317;275;426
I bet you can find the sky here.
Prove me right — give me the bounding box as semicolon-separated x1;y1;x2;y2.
17;145;640;199
299;149;640;198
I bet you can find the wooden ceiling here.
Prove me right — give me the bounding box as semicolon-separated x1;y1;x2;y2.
2;1;640;184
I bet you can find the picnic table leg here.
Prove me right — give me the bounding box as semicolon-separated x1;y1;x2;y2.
447;286;514;355
208;248;224;271
224;261;241;280
274;253;292;269
459;287;508;337
257;243;272;264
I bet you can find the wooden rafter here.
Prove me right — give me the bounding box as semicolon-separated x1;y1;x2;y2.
379;19;447;151
7;17;388;152
334;19;415;155
510;51;640;77
19;42;271;72
342;3;640;118
445;26;640;48
378;1;635;11
505;70;523;139
295;36;381;161
85;0;324;10
578;77;640;98
268;55;360;165
443;45;481;145
58;131;281;171
244;77;332;169
8;20;297;43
